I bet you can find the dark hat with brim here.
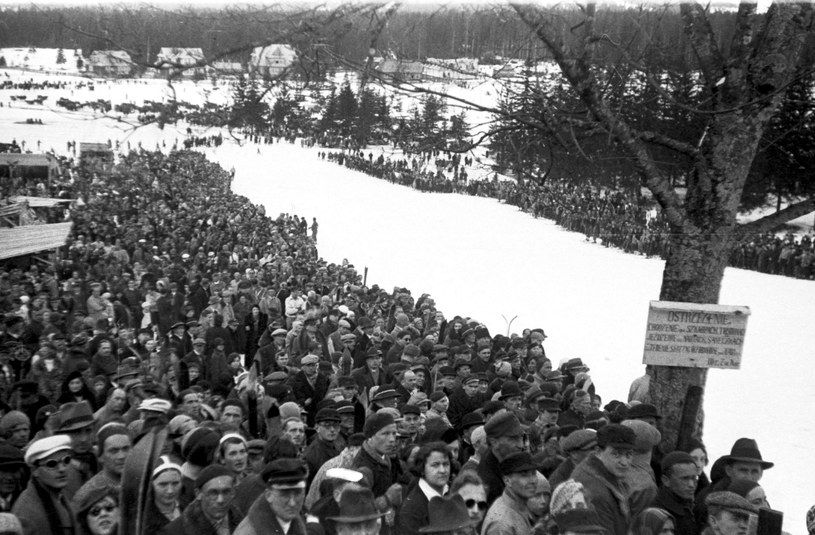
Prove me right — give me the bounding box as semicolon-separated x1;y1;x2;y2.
499;451;538;475
499;381;523;400
626;403;661;420
328;486;384;523
419;494;478;533
262;458;308;488
723;438;774;469
372;389;400;402
537;398;562;412
459;412;485;430
56;401;94;432
0;443;26;470
565;358;589;371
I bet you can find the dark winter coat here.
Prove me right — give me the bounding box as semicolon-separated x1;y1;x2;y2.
395;481;432;535
352;441;403;499
290;370;329;426
12;478;80;535
234;493;307;535
303;438;341;487
652;486;701;535
570;453;632;535
478;449;506;505
159;497;242;535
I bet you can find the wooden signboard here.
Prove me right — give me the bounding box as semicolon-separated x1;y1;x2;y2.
642;301;750;369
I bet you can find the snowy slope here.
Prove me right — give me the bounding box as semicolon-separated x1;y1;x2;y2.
0;47;84;72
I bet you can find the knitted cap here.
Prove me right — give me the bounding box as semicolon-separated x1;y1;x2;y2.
0;512;23;534
550;479;588;516
0;411;29;435
363;413;395;438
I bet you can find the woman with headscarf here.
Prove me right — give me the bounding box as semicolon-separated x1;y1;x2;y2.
56;370;97;409
143;456;183;535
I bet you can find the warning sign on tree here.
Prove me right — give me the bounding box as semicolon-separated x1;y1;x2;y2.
642;301;750;369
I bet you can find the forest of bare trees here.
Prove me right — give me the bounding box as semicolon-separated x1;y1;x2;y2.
0;4;765;67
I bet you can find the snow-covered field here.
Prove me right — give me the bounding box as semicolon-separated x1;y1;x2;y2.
2;69;814;533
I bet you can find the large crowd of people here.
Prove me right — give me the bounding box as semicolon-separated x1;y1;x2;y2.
321;148;815;280
0;145;810;535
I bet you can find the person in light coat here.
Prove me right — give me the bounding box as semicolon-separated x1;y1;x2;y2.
482;452;540;535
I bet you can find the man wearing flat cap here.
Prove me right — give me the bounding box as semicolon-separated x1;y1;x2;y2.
702;491;758;535
482;452;540;535
695;437;773;528
478;410;526;504
351;347;388;394
162;464;241;535
291;354;329;427
447;372;484;430
548;429;598;490
304;408;343;487
571;423;637;535
12;435;80;535
234;458;308;535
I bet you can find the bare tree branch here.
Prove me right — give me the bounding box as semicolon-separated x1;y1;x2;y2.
736;197;815;237
511;3;685;228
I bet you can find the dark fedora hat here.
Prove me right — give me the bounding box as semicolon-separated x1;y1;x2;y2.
499;381;523;400
328;485;384;523
524;385;545;406
723;438;774;469
0;443;25;470
419;494;477;533
565;358;589;371
55;401;94;432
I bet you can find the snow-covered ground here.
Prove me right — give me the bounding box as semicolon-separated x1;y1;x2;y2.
2;70;814;533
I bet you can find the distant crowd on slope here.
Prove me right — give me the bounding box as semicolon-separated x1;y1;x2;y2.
314;146;814;280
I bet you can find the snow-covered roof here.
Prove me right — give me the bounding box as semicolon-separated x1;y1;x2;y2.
156;47;205;67
250;44;297;67
89;50;132;67
378;59;424;75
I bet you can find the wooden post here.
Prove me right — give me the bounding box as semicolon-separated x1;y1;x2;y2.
675;385;704;451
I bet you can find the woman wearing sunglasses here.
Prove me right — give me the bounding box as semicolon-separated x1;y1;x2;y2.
450;470;489;532
75;487;119;535
11;435;80;535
